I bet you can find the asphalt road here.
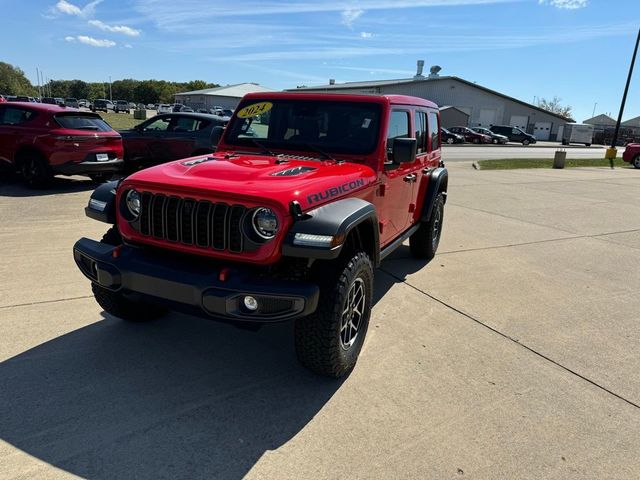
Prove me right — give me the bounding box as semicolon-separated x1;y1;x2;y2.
1;164;640;479
442;143;624;162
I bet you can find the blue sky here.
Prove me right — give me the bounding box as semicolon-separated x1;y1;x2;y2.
2;0;639;122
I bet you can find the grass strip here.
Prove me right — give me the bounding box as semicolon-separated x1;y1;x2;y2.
477;157;629;170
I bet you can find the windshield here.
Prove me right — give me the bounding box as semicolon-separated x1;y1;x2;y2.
55;114;113;132
224;99;382;156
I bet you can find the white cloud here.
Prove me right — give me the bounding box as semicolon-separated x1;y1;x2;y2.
65;35;76;42
75;35;116;47
89;19;141;36
341;8;363;28
55;0;103;18
538;0;588;9
360;31;373;38
124;43;133;48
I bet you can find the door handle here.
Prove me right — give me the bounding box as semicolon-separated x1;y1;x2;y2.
403;174;417;183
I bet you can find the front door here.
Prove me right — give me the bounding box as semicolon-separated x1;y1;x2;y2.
379;109;414;246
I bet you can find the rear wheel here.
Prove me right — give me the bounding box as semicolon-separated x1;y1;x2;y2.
492;138;498;144
473;138;480;144
410;193;445;261
295;251;373;378
523;139;531;146
21;153;52;188
89;173;112;183
633;154;640;169
446;137;454;144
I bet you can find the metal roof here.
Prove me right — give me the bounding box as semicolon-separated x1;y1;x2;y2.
583;114;617;126
175;82;274;97
622;116;640;128
288;76;573;121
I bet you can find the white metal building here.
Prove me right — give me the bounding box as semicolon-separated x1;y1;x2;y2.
288;65;572;141
175;83;274;111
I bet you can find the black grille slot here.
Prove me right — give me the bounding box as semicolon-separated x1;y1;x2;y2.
180;199;196;245
228;205;246;253
137;193;247;254
165;197;181;242
140;192;153;236
195;201;211;247
258;298;294;315
151;194;166;238
212;203;229;250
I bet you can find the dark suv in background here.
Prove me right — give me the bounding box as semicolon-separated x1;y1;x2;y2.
489;125;537;145
119;112;228;172
91;99;113;113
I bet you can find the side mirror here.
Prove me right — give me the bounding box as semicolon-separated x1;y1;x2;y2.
210;125;224;146
392;138;417;164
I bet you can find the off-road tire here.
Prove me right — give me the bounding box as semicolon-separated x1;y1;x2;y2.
632;154;640;169
409;192;445;261
295;251;374;378
92;283;167;322
21;153;52;188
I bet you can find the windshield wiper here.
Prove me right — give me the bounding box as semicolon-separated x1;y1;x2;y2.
300;143;336;162
248;138;276;156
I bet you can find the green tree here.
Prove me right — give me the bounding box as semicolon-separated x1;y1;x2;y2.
0;62;37;96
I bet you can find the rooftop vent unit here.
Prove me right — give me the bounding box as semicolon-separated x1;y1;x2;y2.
429;65;442;78
414;60;425;79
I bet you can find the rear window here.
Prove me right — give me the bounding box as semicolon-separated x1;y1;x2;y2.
55;114;113;132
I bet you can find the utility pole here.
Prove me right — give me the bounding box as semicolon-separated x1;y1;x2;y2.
109;76;112;102
36;68;41;98
606;27;640;168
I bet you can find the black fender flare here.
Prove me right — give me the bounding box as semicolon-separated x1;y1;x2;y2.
282;198;380;265
421;167;448;222
84;180;119;224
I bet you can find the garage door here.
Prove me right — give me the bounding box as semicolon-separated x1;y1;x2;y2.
509;115;528;130
478;108;498;127
534;122;552;141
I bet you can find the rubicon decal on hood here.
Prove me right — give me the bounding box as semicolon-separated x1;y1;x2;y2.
307;178;366;205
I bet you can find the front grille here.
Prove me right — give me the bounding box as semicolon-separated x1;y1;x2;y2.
139;193;247;253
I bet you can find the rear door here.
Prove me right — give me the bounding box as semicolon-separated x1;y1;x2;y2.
413;110;442;224
0;106;37;165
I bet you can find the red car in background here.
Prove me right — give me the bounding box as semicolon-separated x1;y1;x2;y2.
0;102;123;187
448;126;492;144
622;143;640;169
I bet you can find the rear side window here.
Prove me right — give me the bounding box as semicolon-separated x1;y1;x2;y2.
171;117;201;132
429;111;440;151
55;114;112;132
0;107;37;125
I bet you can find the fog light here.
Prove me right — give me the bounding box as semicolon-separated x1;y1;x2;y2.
244;296;259;311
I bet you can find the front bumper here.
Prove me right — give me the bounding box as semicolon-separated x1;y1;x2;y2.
73;238;319;322
56;159;124;175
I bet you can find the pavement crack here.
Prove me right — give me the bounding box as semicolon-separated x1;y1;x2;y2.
381;268;640;411
0;295;93;310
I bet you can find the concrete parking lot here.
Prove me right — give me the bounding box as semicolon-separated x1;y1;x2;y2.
1;162;640;479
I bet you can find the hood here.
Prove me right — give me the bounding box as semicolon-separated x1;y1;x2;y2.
123;152;377;212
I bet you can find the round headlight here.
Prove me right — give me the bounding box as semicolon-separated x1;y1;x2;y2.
125;189;140;219
252;207;278;240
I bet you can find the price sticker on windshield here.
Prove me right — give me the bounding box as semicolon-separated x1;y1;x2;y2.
236;102;273;119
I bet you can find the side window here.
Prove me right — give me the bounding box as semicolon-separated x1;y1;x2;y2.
0;107;35;125
143;117;171;131
414;111;428;154
429;111;440;151
512;128;520;135
172;117;198;132
387;110;409;162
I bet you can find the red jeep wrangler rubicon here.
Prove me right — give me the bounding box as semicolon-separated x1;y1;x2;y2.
73;93;448;378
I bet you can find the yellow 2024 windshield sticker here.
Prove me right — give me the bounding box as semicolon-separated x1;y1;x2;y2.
236;101;273;118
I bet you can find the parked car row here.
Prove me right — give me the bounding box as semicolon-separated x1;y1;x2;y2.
441;125;537;145
0;101;230;187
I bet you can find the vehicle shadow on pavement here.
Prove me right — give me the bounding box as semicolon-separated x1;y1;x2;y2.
0;174;104;197
0;313;344;479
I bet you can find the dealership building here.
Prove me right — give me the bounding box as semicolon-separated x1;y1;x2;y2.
175;83;274;111
288;62;572;141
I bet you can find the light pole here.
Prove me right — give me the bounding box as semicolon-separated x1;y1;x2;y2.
606;27;640;167
109;76;112;102
592;102;597;118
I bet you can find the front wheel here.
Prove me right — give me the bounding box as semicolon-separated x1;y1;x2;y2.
473;138;480;144
410;192;445;261
295;251;373;378
523;139;531;146
92;283;168;322
492;138;498;144
446;137;454;144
